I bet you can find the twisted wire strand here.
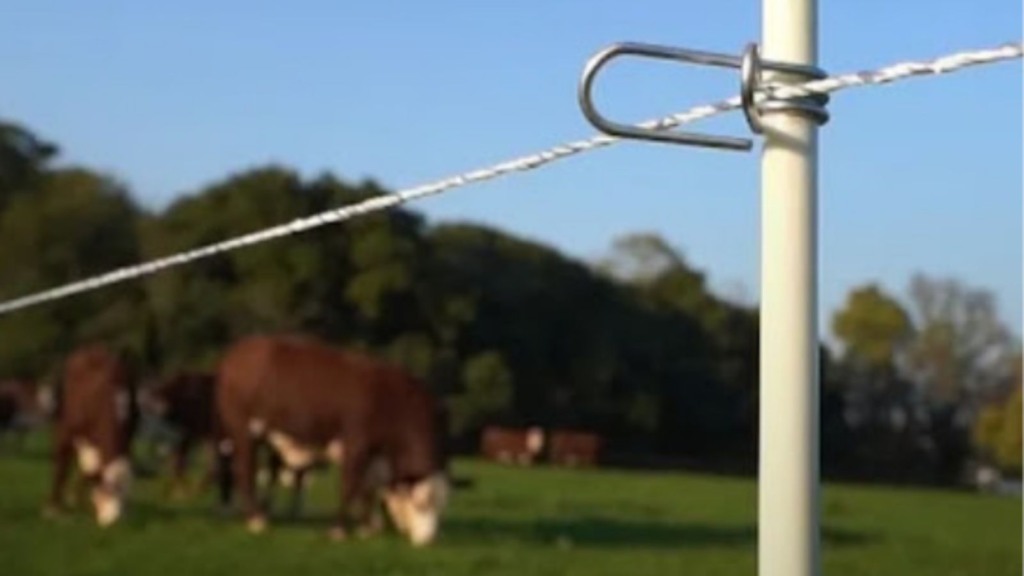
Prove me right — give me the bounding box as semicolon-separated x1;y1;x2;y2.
0;41;1019;316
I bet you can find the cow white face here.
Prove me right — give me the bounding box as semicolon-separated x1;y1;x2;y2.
92;486;121;527
92;458;132;527
384;472;451;547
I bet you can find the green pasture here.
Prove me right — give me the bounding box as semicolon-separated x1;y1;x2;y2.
0;437;1019;576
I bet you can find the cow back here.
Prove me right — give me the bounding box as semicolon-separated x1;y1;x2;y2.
58;344;138;458
549;429;602;466
217;334;444;481
153;372;217;438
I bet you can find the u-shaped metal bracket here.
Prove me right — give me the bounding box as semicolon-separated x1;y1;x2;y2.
578;41;830;151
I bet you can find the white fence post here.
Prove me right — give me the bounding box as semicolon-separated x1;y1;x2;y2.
758;1;822;576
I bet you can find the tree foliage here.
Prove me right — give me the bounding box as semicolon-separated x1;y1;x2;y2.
972;351;1022;474
0;118;1017;485
0;120;58;212
832;284;913;370
830;277;1020;484
904;273;1017;407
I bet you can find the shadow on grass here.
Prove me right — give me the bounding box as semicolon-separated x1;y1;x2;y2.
124;501;203;524
125;503;348;532
440;515;880;550
9;475;879;552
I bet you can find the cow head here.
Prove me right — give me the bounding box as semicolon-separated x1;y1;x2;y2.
383;472;451;547
91;457;132;527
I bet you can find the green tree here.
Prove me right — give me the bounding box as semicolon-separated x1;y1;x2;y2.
899;274;1016;484
0;120;58;211
0;167;146;376
385;332;436;381
596;232;756;456
595;232;686;284
972;351;1022;475
832;284;914;370
994;385;1022;473
140;166;353;370
830;283;926;481
904;273;1016;407
447;351;514;437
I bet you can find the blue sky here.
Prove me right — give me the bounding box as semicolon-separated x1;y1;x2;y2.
2;1;1021;343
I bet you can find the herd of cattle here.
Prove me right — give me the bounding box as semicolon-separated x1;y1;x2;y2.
0;333;603;546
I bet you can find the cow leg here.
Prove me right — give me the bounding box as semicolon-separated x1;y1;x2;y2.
355;456;393;539
260;447;283;513
167;438;192;499
180;438;202;497
44;432;73;517
355;488;385;539
212;440;235;514
286;467;306;520
73;472;92;510
196;440;216;493
330;444;370;541
231;433;265;532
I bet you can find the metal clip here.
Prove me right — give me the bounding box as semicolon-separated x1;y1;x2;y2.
578;41;830;151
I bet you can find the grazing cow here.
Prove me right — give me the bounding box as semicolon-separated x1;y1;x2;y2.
137;372;231;502
216;334;451;546
480;426;545;465
0;379;46;450
136;371;300;512
548;429;602;467
46;344;138;526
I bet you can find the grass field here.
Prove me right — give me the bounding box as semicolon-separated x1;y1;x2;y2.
0;438;1019;576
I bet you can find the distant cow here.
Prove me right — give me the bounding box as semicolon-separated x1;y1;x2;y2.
46;344;138;526
216;334;451;546
548;429;602;467
0;379;46;450
480;426;545;465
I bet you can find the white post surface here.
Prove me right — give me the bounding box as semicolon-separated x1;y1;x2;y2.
758;1;821;576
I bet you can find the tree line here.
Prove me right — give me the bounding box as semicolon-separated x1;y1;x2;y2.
0;118;1019;486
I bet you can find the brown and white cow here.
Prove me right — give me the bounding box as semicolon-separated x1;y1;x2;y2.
137;371;303;513
548;429;602;467
480;426;545;465
46;344;138;526
215;334;451;546
137;371;231;502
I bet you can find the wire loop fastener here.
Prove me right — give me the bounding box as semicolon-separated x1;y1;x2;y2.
578;41;831;150
0;41;1017;317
